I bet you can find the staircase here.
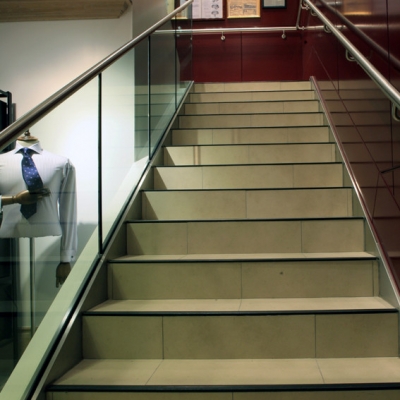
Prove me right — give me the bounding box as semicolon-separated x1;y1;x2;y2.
47;82;400;399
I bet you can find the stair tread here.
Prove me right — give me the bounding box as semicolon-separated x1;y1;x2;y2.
89;297;394;314
50;358;400;388
194;81;312;92
143;187;354;192
113;252;376;262
164;142;333;147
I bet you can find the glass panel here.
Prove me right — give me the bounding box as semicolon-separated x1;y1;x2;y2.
150;20;177;155
135;39;150;161
175;10;193;104
101;47;147;243
0;79;99;388
0;4;194;394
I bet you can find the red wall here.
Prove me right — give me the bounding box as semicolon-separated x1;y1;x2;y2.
186;0;303;82
302;0;400;289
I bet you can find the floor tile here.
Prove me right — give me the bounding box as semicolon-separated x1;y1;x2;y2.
318;357;400;383
301;219;365;252
142;190;247;220
234;391;400;400
154;167;203;189
148;359;323;385
82;316;163;359
91;299;242;313
52;394;232;400
109;262;242;300
163;314;315;359
239;297;393;312
316;313;399;357
242;259;376;298
127;222;188;255
52;359;162;386
187;220;302;254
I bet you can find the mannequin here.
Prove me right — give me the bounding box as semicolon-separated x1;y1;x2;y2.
0;131;77;287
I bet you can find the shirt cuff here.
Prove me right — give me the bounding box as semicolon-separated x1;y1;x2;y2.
60;250;76;263
0;196;3;227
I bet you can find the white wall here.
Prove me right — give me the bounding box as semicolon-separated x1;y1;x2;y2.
0;8;133;118
0;9;134;329
0;0;171;331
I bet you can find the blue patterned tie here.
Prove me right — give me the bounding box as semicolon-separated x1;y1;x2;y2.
20;148;43;219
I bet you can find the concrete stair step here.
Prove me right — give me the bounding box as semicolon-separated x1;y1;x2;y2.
171;126;331;145
108;257;378;300
178;112;325;129
126;218;366;256
80;301;397;359
47;358;400;399
184;100;320;115
153;163;344;190
141;188;354;220
189;89;316;103
90;297;393;314
193;81;312;93
163;143;336;165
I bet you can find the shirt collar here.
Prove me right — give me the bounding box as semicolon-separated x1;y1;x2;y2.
13;141;43;154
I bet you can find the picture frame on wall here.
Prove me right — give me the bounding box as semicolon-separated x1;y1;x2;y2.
262;0;286;9
227;0;261;19
175;0;224;19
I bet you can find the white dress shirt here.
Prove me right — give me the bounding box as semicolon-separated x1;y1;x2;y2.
0;142;77;263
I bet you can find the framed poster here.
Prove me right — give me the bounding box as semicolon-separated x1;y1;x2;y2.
201;0;223;19
262;0;286;8
175;0;223;19
227;0;260;18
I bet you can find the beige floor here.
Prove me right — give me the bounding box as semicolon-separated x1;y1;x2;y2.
48;82;400;400
116;252;375;262
52;357;400;387
90;297;394;313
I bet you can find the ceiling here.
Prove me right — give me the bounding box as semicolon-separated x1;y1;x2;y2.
0;0;131;22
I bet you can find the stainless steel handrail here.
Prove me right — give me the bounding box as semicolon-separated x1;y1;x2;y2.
303;0;400;122
0;0;194;149
176;26;297;34
318;0;400;73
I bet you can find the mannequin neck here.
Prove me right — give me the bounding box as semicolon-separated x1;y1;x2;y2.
17;139;39;147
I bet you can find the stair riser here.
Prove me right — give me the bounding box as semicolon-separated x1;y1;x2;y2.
142;189;353;220
82;313;398;359
184;101;320;115
126;220;365;256
178;113;325;129
194;82;312;93
154;164;344;190
171;127;330;145
163;144;336;165
47;390;400;400
109;260;377;300
189;90;317;103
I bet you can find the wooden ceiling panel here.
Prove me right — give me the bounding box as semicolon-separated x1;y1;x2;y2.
0;0;131;22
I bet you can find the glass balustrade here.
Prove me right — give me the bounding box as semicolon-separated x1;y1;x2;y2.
0;4;193;395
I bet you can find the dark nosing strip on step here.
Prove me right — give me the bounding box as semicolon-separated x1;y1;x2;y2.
153;162;343;168
180;112;326;117
109;256;378;264
171;126;330;131
163;142;335;148
141;187;354;193
126;217;366;223
83;309;397;317
47;383;400;393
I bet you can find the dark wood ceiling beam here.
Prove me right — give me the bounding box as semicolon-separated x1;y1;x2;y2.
0;0;131;22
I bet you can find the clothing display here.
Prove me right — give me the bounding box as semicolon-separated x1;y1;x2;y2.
0;142;77;263
20;147;44;218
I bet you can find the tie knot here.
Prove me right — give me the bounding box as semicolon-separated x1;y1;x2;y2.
20;147;33;157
